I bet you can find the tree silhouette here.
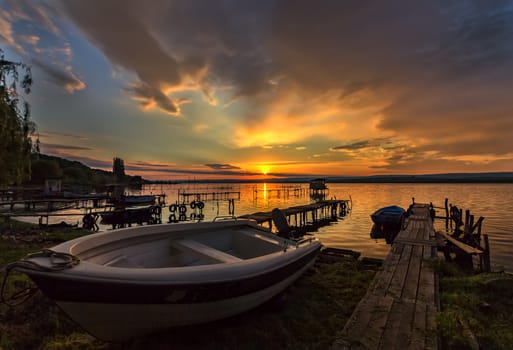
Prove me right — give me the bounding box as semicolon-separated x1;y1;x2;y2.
113;157;125;181
0;49;37;186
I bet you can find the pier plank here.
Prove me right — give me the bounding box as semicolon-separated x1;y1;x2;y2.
379;299;415;349
333;204;439;349
387;244;413;299
409;301;428;350
402;244;423;301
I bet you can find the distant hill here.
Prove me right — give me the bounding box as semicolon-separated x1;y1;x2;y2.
261;172;513;184
28;154;145;192
323;172;513;183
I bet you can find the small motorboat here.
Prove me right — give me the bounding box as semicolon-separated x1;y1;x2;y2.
121;194;156;206
12;220;321;341
99;205;159;228
370;205;406;227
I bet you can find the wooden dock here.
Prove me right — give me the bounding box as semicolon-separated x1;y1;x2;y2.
252;184;308;200
178;190;240;202
332;204;439;350
238;199;350;230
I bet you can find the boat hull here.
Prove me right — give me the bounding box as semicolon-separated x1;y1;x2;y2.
370;205;405;226
55;258;315;341
18;220;321;341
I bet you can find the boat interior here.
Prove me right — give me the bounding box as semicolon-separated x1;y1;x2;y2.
74;225;287;268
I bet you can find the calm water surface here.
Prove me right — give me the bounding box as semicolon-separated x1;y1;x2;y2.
143;183;513;272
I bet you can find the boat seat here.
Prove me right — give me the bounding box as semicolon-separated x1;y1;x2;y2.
172;239;243;263
271;208;302;238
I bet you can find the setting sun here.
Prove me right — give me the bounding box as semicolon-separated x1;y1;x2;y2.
260;165;270;175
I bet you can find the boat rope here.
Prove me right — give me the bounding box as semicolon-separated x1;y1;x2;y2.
0;249;80;307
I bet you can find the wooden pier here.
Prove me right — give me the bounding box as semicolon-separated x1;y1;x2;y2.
238;199;350;230
178;190;240;202
332;203;439;350
252;184;308;200
0;196;109;212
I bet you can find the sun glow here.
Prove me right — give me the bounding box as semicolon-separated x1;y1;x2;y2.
260;165;270;175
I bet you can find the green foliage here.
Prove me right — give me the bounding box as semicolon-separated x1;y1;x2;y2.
26;154;144;192
31;157;63;184
437;270;513;349
0;220;95;350
41;333;109;350
0;50;37;187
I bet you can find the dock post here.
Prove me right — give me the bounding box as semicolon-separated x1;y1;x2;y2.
444;198;449;230
464;209;470;233
483;234;491;272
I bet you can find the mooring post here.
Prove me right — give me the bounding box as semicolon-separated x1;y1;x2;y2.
483;234;491;272
444;198;449;230
464;209;470;233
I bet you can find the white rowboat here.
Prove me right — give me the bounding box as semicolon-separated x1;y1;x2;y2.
15;220;321;341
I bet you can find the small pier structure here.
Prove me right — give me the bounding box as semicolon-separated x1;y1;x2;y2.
0;194;166;229
332;203;439;350
239;199;350;230
252;184;308;200
0;196;110;215
309;178;329;199
435;198;490;273
178;189;240;202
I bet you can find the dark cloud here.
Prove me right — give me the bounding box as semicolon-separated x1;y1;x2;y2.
32;58;85;92
330;138;397;152
130;161;175;168
40;143;92;151
331;141;370;151
56;0;277;110
39;131;89;140
205;164;241;170
124;82;179;114
126;164;256;177
57;0;184;114
427;2;513;77
6;0;60;35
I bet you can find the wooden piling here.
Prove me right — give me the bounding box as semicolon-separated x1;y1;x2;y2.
444;198;449;230
483;234;491;273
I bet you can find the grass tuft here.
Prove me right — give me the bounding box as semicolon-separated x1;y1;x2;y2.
436;260;513;349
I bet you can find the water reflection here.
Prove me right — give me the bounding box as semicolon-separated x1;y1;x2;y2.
370;224;402;244
29;182;513;272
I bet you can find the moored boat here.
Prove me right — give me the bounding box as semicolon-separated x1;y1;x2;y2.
12;220;321;341
370;205;406;227
99;205;159;228
120;194;156;206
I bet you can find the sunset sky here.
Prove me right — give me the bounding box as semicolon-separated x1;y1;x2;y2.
1;0;512;180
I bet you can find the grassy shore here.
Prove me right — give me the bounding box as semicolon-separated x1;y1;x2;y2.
433;261;513;349
0;219;376;349
1;219;512;349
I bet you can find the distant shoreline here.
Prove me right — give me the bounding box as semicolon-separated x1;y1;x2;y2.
148;172;513;184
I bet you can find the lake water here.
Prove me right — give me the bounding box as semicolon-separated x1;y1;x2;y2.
23;182;512;272
143;183;513;272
